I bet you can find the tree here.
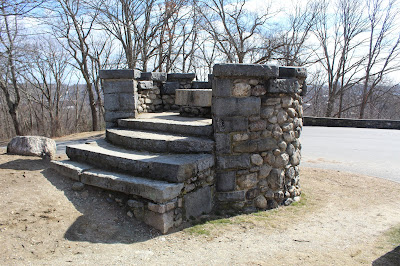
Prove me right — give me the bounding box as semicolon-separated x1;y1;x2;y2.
24;38;71;137
197;0;271;63
359;0;400;118
274;0;318;66
51;0;108;131
0;1;29;135
312;0;366;117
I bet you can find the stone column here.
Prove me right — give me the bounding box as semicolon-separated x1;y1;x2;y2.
212;64;306;212
100;69;141;128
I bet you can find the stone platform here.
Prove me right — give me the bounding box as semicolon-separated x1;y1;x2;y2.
52;112;215;233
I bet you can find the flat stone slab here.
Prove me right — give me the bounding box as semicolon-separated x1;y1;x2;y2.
118;112;213;137
106;128;214;153
213;64;279;78
51;160;94;181
167;73;195;80
80;169;183;203
175;89;212;107
99;69;141;79
66;139;214;183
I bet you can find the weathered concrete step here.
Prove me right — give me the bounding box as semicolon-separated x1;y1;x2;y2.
118;112;213;137
51;160;183;203
66;139;214;183
106;128;214;154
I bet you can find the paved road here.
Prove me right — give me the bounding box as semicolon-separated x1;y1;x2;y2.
301;126;400;183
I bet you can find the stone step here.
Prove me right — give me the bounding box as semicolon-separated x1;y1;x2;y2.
106;128;214;154
66;139;214;183
118;112;213;137
51;160;183;203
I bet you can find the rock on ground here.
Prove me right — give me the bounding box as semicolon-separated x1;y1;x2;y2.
7;136;56;159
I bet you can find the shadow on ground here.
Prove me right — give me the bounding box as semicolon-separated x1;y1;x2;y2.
0;158;46;171
372;246;400;265
41;167;161;244
1;155;161;244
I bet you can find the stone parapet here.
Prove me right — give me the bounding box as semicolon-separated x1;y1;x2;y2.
303;116;400;129
212;64;306;212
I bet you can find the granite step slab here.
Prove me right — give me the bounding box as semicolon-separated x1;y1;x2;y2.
50;160;183;203
106;128;214;154
117;112;213;137
66;139;214;183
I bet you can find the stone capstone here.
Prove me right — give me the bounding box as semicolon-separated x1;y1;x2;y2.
213;64;279;78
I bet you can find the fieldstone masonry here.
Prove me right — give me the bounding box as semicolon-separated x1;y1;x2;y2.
212;64;306;212
76;63;307;233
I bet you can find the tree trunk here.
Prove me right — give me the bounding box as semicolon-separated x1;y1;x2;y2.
9;108;22;136
325;96;335;117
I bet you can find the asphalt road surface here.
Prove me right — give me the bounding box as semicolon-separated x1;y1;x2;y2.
301;126;400;183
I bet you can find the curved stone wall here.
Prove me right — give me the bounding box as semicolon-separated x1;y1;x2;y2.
212;64;307;212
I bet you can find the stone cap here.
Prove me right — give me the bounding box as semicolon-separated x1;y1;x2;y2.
99;69;141;79
279;67;307;78
213;64;279;78
140;72;168;82
167;73;196;80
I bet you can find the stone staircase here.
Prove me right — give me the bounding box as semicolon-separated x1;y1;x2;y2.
51;112;215;233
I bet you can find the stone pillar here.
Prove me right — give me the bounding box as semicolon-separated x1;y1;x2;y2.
212;64;306;212
99;69;141;128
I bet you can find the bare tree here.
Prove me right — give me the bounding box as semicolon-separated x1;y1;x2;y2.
23;38;71;137
197;0;272;63
359;0;400;118
274;0;318;66
51;0;107;131
0;1;28;135
312;0;366;117
94;0;143;69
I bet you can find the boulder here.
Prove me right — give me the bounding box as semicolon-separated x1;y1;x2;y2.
7;136;56;159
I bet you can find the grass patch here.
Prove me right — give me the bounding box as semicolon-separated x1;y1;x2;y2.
385;224;400;246
207;218;233;225
184;192;312;236
291;192;308;207
185;224;211;236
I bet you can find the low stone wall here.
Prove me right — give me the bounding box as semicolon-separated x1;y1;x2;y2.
212;64;307;212
175;89;212;118
303;116;400;129
137;72;166;113
100;70;215;124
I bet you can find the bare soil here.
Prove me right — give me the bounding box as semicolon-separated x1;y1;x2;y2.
0;133;399;265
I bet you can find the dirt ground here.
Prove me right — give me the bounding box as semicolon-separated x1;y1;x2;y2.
0;135;399;265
